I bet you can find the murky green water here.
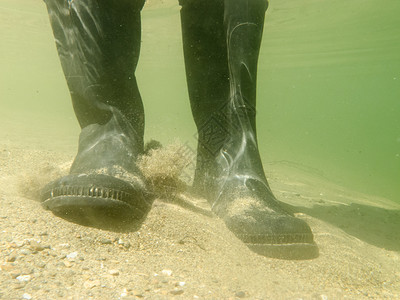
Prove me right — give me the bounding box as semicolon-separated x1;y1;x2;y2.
1;0;399;201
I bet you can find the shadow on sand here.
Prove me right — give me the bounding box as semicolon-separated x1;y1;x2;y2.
296;203;400;252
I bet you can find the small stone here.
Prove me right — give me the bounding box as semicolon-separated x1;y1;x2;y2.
13;282;26;290
235;291;246;298
109;269;120;276
66;278;75;286
177;281;186;287
16;275;31;282
39;232;48;236
84;279;101;289
29;241;44;251
99;238;112;245
162;269;173;276
66;251;78;259
48;271;57;277
20;249;31;256
15;241;25;248
64;261;72;268
117;239;131;249
22;293;32;300
95;257;107;261
36;261;46;268
1;264;15;272
7;254;17;262
10;270;21;279
133;290;145;298
170;289;184;295
120;288;128;297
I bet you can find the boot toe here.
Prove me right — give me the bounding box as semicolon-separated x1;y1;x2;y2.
224;211;318;260
41;174;153;230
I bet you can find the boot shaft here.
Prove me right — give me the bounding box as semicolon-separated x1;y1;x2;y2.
44;0;145;139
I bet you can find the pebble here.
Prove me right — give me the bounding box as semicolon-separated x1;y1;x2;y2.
99;238;112;245
20;249;31;256
10;270;21;279
235;291;246;298
170;289;184;295
1;264;15;272
162;269;173;276
133;290;145;297
117;239;131;249
109;269;120;276
66;251;78;259
84;279;101;289
22;293;32;300
13;282;26;290
15;241;25;248
120;288;128;297
64;261;72;268
95;257;107;261
16;275;31;282
7;254;17;262
29;241;45;251
36;261;46;268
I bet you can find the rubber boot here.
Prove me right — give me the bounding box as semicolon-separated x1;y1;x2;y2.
180;0;318;259
40;0;152;228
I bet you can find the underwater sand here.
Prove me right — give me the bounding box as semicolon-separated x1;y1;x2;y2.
1;142;400;299
1;0;400;298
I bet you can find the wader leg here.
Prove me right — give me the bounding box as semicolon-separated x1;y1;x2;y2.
180;0;230;196
181;0;318;259
40;0;152;228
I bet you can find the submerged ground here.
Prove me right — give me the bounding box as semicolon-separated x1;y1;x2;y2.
0;143;399;299
1;0;400;298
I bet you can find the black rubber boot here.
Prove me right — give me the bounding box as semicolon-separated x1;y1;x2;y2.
180;0;318;259
41;0;152;229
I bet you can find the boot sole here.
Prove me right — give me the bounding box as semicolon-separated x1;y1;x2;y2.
246;241;319;260
41;174;152;229
236;231;319;260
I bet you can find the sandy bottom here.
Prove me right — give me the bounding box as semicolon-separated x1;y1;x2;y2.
0;141;399;299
